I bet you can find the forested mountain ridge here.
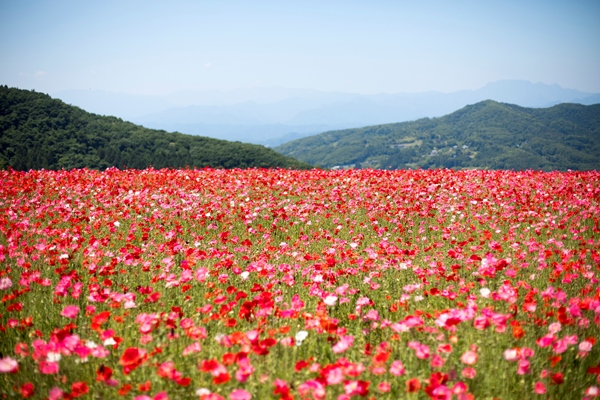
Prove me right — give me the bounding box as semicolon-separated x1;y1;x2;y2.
0;86;311;170
274;100;600;171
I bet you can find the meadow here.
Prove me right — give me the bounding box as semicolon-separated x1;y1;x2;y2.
1;168;599;399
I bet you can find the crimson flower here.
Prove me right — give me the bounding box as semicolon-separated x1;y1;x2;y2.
20;382;35;398
70;382;89;397
119;347;147;375
406;378;421;393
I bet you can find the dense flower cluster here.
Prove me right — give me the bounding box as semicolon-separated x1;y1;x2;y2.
1;168;599;399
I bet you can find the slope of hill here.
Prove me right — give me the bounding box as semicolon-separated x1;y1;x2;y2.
0;86;311;170
274;100;600;171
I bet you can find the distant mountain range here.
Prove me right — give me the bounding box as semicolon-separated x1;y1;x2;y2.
274;100;600;171
53;81;600;146
0;86;311;171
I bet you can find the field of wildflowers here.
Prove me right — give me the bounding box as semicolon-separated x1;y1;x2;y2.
1;168;599;399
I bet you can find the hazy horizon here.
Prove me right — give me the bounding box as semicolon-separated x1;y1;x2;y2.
2;0;599;97
49;79;598;98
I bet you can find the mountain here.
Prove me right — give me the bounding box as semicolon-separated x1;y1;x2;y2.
274;100;600;171
0;86;311;170
130;122;337;147
53;81;599;146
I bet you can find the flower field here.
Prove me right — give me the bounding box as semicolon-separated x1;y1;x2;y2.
1;168;599;399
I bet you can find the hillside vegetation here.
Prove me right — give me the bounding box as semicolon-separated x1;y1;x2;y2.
0;86;311;170
275;100;600;171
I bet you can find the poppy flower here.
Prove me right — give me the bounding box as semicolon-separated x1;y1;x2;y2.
406;378;421;393
229;389;251;400
119;347;147;375
60;305;80;319
460;350;478;365
70;382;89;397
20;382;35;398
0;357;18;373
343;380;370;397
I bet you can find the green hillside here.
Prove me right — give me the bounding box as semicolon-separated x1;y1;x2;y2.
0;86;311;170
274;100;600;171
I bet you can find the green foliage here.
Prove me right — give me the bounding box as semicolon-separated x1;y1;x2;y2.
0;86;312;170
275;100;600;171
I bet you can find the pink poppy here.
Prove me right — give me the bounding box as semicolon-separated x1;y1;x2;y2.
534;382;546;394
0;357;18;373
389;360;405;376
460;350;478;365
60;305;79;318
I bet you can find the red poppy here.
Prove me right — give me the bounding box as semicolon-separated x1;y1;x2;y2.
96;365;113;382
20;382;35;398
176;376;191;386
199;358;219;373
119;347;146;375
213;372;231;385
295;360;309;372
117;384;132;396
406;378;421;393
91;311;111;331
70;382;89;397
551;372;564;385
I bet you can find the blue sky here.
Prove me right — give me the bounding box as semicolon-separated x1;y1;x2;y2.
1;0;599;95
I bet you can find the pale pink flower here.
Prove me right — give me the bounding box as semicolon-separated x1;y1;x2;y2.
195;267;208;282
552;339;568;354
230;389;251;400
389;360;405;376
371;366;386;375
548;322;562;333
462;367;476;379
332;336;354;353
48;387;64;400
521;347;535;358
503;348;519;362
91;346;109;358
0;277;12;290
0;357;18;373
60;305;80;319
564;335;578;345
408;341;430;359
324;295;338;306
461;350;478;365
579;340;593;356
378;381;391;393
182;342;202;356
325;367;344;385
364;309;379;321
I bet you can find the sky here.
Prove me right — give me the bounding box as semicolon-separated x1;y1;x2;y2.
1;0;599;96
